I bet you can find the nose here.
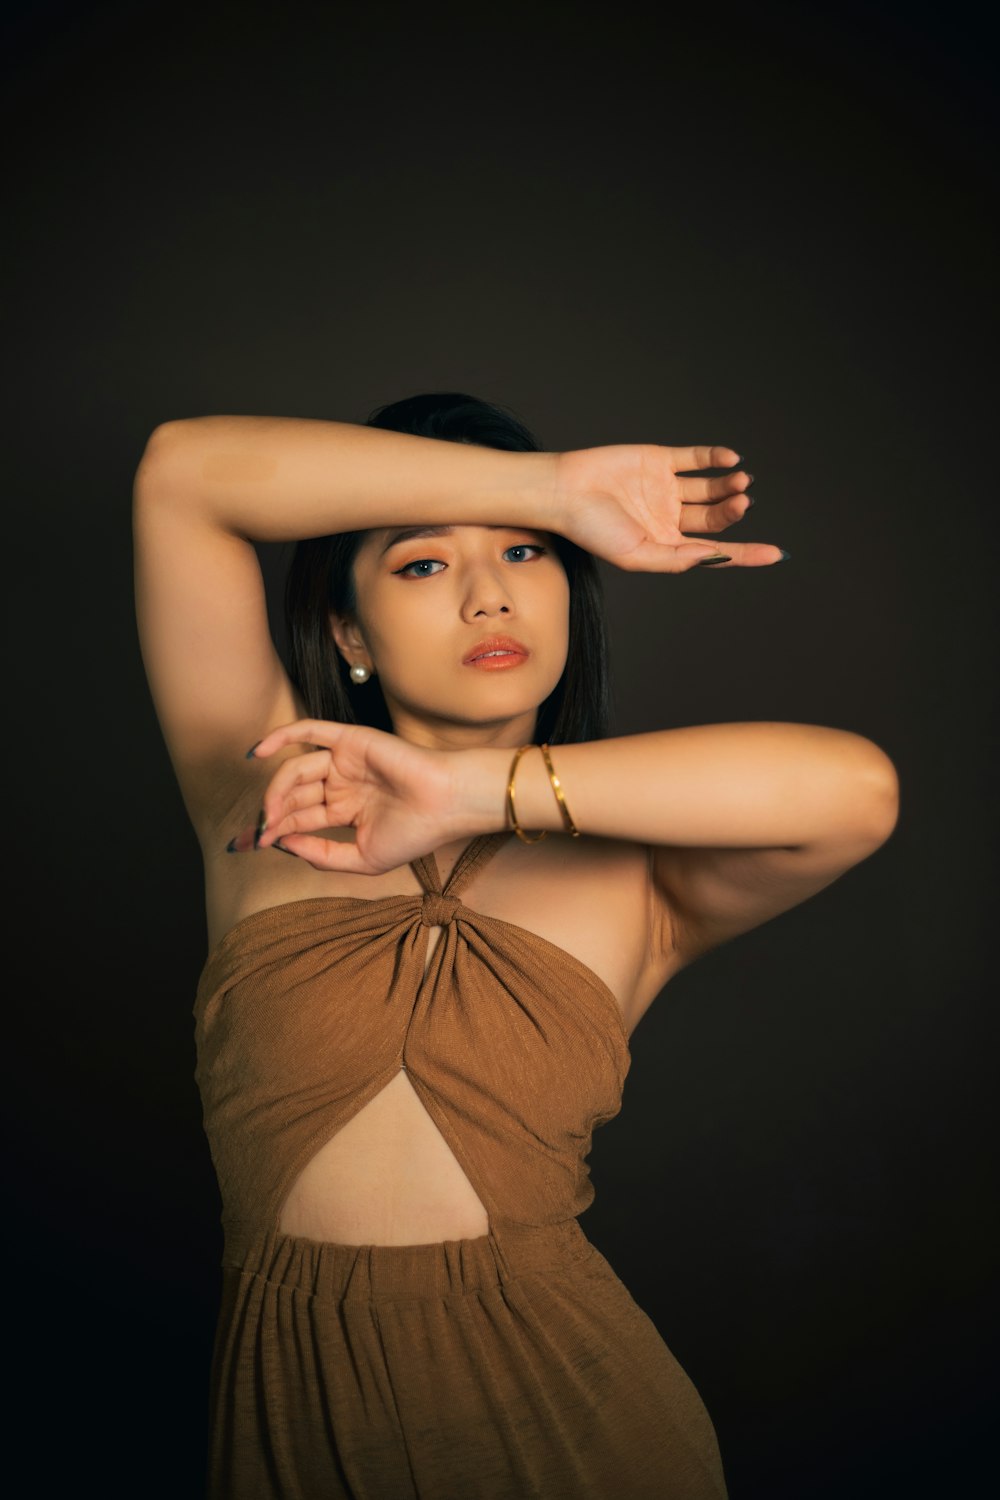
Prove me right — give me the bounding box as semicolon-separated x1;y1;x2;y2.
459;558;515;621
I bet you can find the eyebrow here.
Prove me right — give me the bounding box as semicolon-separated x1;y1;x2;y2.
379;524;528;556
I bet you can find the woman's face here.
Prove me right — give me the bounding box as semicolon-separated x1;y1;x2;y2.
331;523;571;749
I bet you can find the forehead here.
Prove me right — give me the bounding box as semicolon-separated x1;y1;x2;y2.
369;523;542;558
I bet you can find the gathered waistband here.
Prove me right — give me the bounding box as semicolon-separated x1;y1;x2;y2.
227;1217;600;1303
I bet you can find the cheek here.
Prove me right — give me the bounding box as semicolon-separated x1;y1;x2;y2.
358;586;451;674
534;583;571;676
546;573;572;634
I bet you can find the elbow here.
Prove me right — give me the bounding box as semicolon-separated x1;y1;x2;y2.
140;420;187;468
133;421;188;508
855;743;901;847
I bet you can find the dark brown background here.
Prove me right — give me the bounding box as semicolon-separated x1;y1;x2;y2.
5;1;996;1494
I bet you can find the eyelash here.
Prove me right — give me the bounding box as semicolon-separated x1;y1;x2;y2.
392;543;548;578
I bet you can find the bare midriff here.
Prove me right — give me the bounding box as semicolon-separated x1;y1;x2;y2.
276;923;492;1246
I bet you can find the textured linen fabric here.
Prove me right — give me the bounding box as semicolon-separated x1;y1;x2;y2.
194;831;729;1499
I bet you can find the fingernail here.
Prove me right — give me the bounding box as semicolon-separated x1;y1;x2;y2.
745;495;755;509
245;741;261;759
253;808;267;849
778;549;791;562
225;837;239;854
695;554;732;567
272;840;297;858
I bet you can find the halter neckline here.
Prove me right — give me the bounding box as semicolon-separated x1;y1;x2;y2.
409;831;513;900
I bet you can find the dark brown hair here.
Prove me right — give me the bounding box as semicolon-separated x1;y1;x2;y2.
283;393;612;744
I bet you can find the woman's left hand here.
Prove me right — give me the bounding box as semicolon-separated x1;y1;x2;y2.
225;719;473;873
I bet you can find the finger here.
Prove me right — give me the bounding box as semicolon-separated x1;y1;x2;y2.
668;445;742;474
680;541;787;569
678;494;753;533
617;539;785;573
248;719;354;760
225;824;261;854
258;782;329;836
677;470;752;502
259;748;336;808
254;752;332;840
256;802;348;849
226;799;335;853
614;539;732;573
270;832;378;874
272;779;330;816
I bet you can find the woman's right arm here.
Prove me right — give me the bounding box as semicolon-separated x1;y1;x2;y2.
132;416;558;839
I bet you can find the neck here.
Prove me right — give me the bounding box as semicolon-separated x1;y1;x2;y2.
386;705;539;753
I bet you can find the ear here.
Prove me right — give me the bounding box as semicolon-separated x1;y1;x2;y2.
329;611;373;672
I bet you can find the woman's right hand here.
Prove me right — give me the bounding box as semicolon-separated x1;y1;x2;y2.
225;718;484;875
550;443;784;571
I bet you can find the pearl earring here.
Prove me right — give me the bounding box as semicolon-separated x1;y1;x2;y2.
349;663;371;683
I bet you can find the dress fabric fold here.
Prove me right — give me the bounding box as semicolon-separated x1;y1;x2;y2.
194;831;728;1499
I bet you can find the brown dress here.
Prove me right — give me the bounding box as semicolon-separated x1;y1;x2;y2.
194;831;729;1499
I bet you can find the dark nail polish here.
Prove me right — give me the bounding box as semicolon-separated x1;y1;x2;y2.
225;837;239;854
778;549;791;561
245;741;260;759
695;554;732;567
272;841;297;858
253;808;267;849
745;496;755;509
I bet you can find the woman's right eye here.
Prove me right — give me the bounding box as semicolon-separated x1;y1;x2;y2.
394;558;445;578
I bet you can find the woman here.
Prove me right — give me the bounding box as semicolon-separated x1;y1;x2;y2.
132;393;899;1499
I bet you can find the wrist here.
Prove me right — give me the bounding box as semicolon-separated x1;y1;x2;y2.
499;449;564;534
452;745;566;841
450;748;512;838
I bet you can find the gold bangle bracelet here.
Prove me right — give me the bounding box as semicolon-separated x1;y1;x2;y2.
507;744;547;844
539;743;580;837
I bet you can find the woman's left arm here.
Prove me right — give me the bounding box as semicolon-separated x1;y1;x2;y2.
460;723;900;959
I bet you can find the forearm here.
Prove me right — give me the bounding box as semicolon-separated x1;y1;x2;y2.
458;723;900;851
136;416;560;541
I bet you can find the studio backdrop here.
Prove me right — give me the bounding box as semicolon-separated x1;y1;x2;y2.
5;2;995;1495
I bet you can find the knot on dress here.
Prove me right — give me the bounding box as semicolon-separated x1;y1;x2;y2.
420;892;461;927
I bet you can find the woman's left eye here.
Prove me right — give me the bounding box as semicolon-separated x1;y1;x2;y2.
397;558;446;577
503;544;546;563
